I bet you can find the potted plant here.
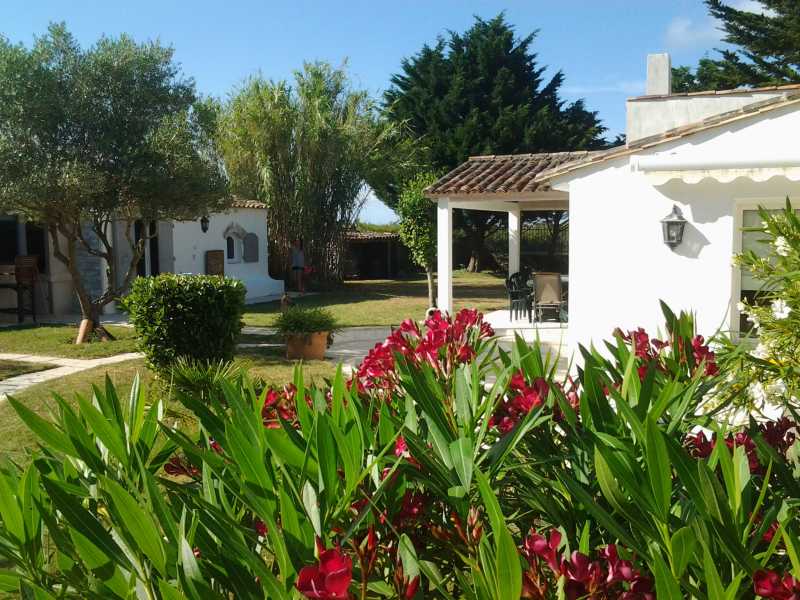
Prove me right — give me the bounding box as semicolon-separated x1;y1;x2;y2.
274;306;338;360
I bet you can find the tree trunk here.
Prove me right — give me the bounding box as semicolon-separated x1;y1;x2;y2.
426;266;436;308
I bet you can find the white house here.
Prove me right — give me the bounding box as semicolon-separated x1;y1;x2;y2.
0;197;283;317
428;54;800;352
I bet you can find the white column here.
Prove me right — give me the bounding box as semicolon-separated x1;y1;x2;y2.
508;208;521;276
436;198;453;314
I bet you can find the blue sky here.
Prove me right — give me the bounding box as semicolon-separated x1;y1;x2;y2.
1;0;754;222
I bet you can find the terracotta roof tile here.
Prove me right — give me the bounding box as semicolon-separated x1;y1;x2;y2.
346;230;399;241
229;196;266;209
425;152;597;198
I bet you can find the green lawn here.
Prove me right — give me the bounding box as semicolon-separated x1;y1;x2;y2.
0;324;138;358
0;360;52;381
243;270;507;327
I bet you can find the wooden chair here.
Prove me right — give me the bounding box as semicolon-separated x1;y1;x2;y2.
532;272;564;322
13;255;39;323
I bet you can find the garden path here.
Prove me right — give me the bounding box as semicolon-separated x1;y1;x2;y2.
0;352;143;400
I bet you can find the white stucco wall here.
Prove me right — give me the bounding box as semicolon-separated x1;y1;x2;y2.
170;208;283;301
626;90;788;143
560;103;800;353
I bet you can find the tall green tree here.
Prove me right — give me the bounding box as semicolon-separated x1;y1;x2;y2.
673;1;800;91
0;24;227;339
384;14;607;271
220;62;409;284
397;172;439;307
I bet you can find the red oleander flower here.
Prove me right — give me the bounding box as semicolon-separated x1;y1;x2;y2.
296;546;353;599
254;517;268;537
754;569;800;599
164;456;200;478
490;371;549;433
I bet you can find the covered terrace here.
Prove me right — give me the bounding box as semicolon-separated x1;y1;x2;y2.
425;152;590;341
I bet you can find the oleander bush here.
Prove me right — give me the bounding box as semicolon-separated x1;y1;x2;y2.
722;199;800;415
0;306;799;598
122;273;246;373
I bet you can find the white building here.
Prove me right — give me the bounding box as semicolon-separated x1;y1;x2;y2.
429;54;800;352
1;197;283;317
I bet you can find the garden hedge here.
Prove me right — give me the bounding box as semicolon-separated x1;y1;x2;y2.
122;273;245;372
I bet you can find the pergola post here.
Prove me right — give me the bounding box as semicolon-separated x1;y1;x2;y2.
508;207;521;276
437;198;453;314
16;216;27;256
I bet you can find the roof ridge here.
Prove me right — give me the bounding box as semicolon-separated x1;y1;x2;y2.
532;92;800;183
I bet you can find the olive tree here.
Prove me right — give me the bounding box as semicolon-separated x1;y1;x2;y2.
0;24;227;340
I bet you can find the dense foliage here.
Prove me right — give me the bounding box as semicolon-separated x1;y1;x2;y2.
0;24;228;334
274;306;339;337
121;274;245;373
383;14;608;272
673;0;800;92
720;199;800;415
1;301;799;598
397;172;439;307
219;62;412;284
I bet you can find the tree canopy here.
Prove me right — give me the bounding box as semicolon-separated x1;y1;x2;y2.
219;62;409;283
397;172;439;306
0;24;227;334
383;14;607;271
673;0;800;92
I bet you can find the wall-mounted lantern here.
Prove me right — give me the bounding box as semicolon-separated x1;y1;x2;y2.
661;205;686;250
200;216;210;233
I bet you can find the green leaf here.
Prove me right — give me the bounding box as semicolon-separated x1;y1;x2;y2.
645;416;671;520
670;526;696;579
475;470;522;600
302;481;321;537
703;543;725;600
7;397;74;455
651;545;683;600
101;476;166;575
40;478;130;570
450;437;473;491
76;395;128;466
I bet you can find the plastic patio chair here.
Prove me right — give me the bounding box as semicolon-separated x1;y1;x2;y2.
533;272;563;322
505;271;532;323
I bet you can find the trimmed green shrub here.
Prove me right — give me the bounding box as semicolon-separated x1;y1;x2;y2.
121;274;245;372
273;306;338;338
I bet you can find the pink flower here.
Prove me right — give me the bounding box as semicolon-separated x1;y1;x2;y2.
296;546;353;599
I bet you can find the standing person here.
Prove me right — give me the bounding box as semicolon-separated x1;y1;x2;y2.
290;238;305;294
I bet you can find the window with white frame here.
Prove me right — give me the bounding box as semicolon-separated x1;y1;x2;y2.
735;205;798;334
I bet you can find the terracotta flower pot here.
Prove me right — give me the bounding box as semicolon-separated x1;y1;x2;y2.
286;331;329;360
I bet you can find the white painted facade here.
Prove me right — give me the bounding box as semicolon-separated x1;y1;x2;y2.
169;207;283;301
555;103;800;351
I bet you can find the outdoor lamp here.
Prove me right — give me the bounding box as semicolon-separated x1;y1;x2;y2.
200;216;210;233
660;205;686;249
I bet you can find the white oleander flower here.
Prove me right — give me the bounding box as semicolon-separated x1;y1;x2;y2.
775;236;791;257
752;343;770;360
772;298;791;320
767;379;787;397
747;312;760;328
749;381;768;405
736;301;746;313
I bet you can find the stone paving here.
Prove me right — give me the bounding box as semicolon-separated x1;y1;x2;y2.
0;352;142;400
